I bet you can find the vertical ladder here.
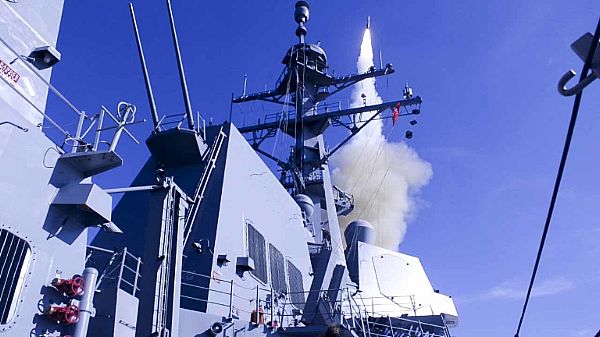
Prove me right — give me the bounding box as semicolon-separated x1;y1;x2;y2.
153;187;176;335
183;127;227;245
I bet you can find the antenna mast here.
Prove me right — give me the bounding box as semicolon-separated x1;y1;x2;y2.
166;0;195;130
129;3;160;130
293;1;310;182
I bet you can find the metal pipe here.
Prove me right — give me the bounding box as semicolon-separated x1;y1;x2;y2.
255;285;259;324
101;105;141;145
166;0;195;130
243;74;247;97
108;106;132;152
87;245;115;254
294;65;305;190
229;93;234;122
71;110;86;153
0;74;68;137
92;108;105;151
129;3;160;130
229;280;234;318
270;287;274;325
0;121;28;132
117;248;128;291
72;267;98;337
134;256;142;297
104;184;163;194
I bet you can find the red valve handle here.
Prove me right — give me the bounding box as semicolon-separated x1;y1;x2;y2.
52;276;85;297
48;304;80;325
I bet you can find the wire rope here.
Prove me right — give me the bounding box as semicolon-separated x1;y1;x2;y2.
513;17;600;337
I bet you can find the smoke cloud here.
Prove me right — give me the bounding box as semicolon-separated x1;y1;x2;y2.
331;28;432;250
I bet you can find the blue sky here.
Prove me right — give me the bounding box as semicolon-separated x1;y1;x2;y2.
47;1;599;336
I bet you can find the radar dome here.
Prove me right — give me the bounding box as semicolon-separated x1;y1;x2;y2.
344;219;376;246
294;194;314;217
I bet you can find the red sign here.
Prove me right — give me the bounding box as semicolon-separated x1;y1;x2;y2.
0;59;20;84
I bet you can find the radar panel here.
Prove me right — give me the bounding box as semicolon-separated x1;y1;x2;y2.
286;260;305;310
247;224;268;284
0;229;32;324
269;244;287;294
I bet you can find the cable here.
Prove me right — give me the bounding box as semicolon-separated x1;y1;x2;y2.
514;17;600;337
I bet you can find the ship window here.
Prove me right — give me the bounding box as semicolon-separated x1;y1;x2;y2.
0;229;32;324
269;244;287;294
286;260;305;310
247;224;268;284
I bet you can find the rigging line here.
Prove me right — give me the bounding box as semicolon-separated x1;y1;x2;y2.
514;17;600;337
346;116;385;194
350;120;398;206
352;124;400;224
344;79;390;195
272;52;295;157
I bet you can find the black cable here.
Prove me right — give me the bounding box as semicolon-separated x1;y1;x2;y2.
514;17;600;337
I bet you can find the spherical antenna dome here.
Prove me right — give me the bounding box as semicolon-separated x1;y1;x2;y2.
344;219;376;245
294;194;314;217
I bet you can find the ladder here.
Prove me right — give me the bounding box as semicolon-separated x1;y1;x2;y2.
183;127;227;245
153;186;177;335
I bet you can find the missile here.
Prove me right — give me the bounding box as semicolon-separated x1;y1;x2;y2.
367;16;370;29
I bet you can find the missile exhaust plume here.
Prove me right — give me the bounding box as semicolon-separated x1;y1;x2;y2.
332;27;432;250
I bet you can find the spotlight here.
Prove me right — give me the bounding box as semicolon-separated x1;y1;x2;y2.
405;130;413;139
28;46;61;69
409;120;418;126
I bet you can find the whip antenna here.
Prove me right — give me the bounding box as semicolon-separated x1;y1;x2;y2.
129;3;160;130
166;0;195;130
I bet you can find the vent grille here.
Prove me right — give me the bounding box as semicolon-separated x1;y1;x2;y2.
0;229;31;324
269;244;287;294
247;224;267;283
286;261;305;310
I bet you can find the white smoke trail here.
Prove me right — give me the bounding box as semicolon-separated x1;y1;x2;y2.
331;28;432;250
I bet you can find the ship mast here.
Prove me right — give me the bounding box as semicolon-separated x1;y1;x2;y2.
233;1;422;194
232;1;423;325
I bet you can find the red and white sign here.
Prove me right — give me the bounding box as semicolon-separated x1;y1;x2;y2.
0;59;20;84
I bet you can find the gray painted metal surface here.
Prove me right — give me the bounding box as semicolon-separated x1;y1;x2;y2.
0;1;457;337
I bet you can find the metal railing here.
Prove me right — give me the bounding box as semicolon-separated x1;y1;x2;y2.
0;34;143;153
342;289;450;337
0;34;83;148
183;127;227;245
180;270;234;313
86;246;142;297
84;252;450;337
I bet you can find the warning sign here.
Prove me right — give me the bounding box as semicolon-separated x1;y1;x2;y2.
0;59;20;84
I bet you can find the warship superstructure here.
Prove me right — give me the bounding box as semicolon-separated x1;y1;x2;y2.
0;1;457;337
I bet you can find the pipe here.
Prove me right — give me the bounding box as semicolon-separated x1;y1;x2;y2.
72;267;98;337
92;108;105;151
108;105;133;152
104;184;162;194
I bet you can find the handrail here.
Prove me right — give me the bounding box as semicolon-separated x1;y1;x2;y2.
0;35;84;117
183;127;227;245
87;246;142;297
177;268;450;335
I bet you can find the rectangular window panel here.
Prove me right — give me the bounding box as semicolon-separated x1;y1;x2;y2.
0;229;32;324
269;244;287;294
247;224;268;284
286;260;305;310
